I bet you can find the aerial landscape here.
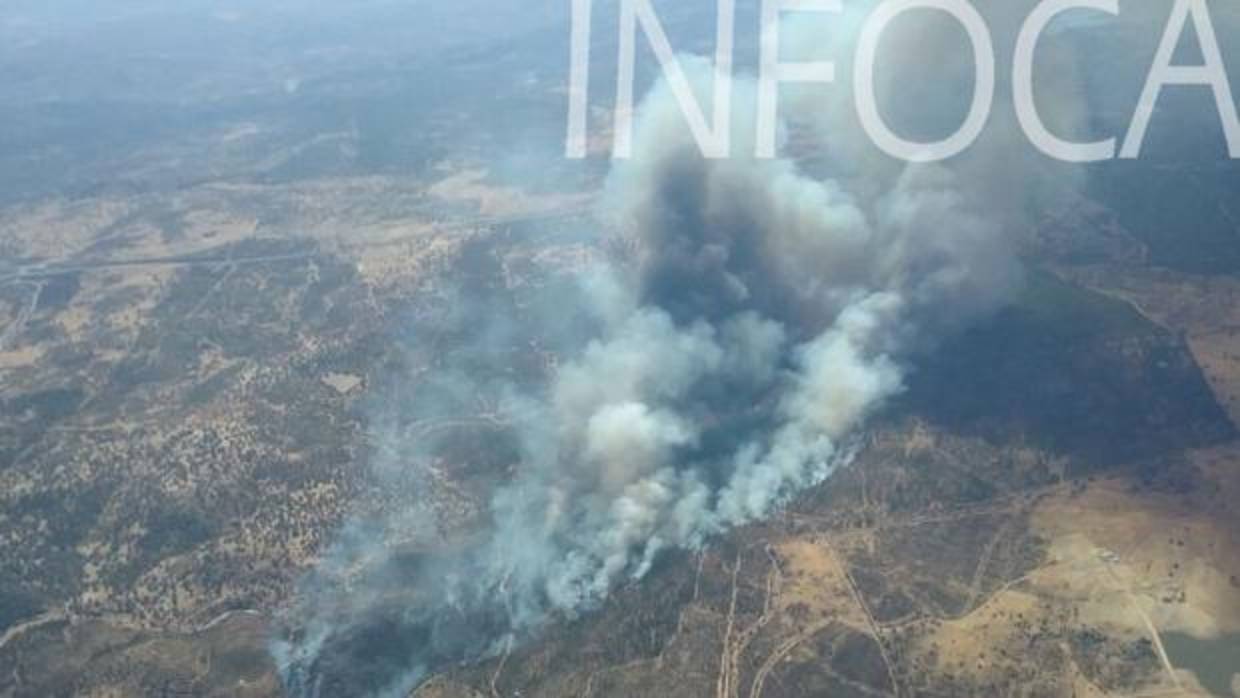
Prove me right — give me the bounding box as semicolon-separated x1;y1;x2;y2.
1;1;1239;697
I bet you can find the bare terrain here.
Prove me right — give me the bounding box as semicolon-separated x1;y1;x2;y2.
2;155;1239;697
2;3;1240;696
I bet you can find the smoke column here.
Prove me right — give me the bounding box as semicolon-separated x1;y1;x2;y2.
271;2;1105;694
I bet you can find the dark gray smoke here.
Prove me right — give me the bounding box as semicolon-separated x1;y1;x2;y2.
269;3;1113;695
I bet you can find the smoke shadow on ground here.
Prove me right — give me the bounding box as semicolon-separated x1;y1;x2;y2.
896;270;1236;468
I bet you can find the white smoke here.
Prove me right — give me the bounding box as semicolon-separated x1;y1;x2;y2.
486;60;1018;613
271;3;1113;695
